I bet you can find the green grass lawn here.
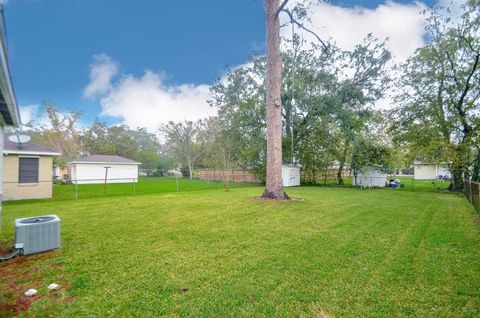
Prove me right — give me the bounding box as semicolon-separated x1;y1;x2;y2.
5;177;256;204
1;183;479;317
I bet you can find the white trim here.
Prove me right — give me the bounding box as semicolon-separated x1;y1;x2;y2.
67;161;141;165
4;150;61;156
0;10;20;127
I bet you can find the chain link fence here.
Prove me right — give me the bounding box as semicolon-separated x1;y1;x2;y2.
464;180;479;212
53;177;254;201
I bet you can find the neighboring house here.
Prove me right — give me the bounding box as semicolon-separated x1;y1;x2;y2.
0;8;21;228
68;155;141;184
3;137;61;200
352;166;388;188
282;164;300;187
413;161;451;180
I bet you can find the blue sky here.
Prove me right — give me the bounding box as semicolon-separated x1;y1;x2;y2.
3;0;443;130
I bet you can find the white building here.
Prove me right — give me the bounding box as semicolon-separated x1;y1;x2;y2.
68;155;141;184
353;166;388;188
282;164;300;187
413;162;450;180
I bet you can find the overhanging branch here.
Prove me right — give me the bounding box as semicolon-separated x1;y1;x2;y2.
281;8;328;51
275;0;289;18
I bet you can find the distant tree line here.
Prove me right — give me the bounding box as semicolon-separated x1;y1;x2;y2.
22;102;168;175
23;1;479;190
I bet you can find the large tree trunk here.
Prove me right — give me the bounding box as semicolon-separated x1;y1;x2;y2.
451;164;463;191
263;0;287;200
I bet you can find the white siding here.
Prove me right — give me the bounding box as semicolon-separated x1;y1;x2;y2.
353;168;387;187
0;126;3;197
437;166;451;177
0;126;3;231
71;163;139;184
414;164;450;180
282;165;300;187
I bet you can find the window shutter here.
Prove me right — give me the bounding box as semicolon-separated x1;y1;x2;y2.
19;158;39;183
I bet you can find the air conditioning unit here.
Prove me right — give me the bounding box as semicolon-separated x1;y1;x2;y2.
15;215;61;255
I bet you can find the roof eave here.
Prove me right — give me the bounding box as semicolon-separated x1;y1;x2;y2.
67;161;141;165
0;8;20;127
4;150;62;156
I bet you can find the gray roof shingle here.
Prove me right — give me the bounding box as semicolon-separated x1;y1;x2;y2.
4;135;60;154
69;154;141;164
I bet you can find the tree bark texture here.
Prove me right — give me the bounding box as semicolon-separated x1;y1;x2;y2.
263;0;287;199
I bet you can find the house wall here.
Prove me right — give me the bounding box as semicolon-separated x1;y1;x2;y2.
0;126;3;230
353;168;387;187
3;154;54;200
414;164;451;180
437;166;451;177
282;166;300;187
0;126;3;198
70;163;139;184
414;165;436;180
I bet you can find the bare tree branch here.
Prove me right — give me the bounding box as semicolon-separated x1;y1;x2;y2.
281;8;328;51
275;0;289;18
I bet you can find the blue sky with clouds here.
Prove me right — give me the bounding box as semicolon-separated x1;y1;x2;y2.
2;0;450;130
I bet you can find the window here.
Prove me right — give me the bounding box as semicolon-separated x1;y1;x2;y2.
19;157;39;183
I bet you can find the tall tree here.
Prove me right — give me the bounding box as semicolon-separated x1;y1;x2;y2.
263;0;287;199
332;36;391;184
160;120;207;179
33;100;82;166
351;139;392;184
391;2;480;190
209;58;267;178
200;117;238;190
82;121;160;172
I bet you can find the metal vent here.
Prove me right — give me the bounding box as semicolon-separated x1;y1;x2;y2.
15;215;61;255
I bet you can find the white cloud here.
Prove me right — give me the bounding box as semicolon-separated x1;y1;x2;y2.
99;70;215;132
83;53;118;99
87;2;437;126
283;1;429;63
19;104;39;126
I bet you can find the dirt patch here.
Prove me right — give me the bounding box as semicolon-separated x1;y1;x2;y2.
0;251;71;317
310;305;334;318
474;214;480;227
254;196;304;203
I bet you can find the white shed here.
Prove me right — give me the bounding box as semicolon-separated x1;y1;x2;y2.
68;155;141;184
353;166;387;188
282;164;300;187
413;162;450;180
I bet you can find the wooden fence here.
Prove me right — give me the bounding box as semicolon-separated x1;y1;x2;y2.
464;180;479;212
199;169;262;184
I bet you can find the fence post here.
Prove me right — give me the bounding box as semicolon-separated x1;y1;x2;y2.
75;182;78;201
468;180;472;204
475;183;480;211
133;178;136;197
477;182;480;211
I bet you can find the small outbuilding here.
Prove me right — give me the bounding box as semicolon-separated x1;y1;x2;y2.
353;166;388;188
3;136;61;200
68;155;141;184
413;161;451;180
282;164;300;187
